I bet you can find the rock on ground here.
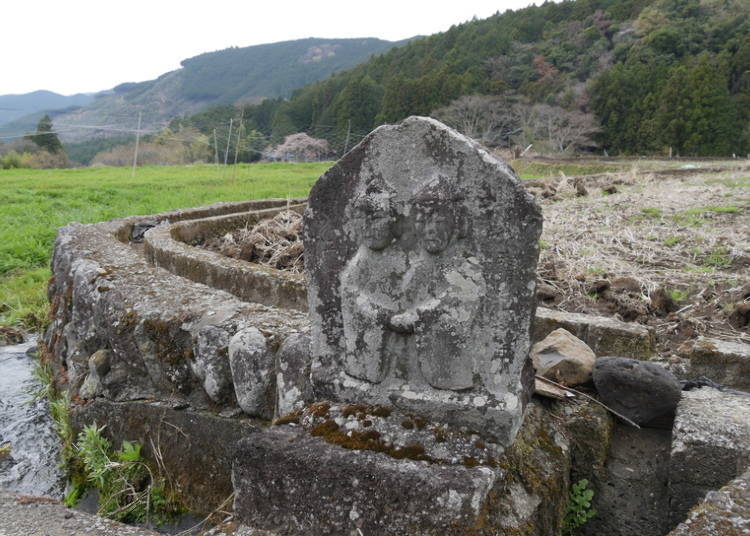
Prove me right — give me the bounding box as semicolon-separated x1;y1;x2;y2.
531;328;596;386
593;356;682;425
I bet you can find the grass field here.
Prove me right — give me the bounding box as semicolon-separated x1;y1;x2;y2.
0;157;721;331
0;162;330;329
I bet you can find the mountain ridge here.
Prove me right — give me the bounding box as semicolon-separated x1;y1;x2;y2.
8;37;408;142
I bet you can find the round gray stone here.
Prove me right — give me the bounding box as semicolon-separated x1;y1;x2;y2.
593;356;682;425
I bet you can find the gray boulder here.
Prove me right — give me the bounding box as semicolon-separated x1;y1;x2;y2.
228;327;274;419
275;332;313;416
593;356;682;424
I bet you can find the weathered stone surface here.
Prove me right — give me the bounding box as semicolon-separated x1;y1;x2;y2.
44;204;308;409
593;356;682;425
558;399;614;487
229;327;274;419
531;328;596;386
72;399;259;517
234;401;574;536
304;116;542;445
668;468;750;536
144;203;307;312
678;337;750;392
668;387;750;528
582;424;672;536
275;332;313;416
534;307;656;359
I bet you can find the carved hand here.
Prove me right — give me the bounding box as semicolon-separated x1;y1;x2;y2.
387;310;418;333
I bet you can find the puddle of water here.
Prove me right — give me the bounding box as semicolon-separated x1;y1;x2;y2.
0;337;66;498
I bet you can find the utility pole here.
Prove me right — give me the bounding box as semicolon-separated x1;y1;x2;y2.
224;118;233;165
213;129;219;166
131;112;142;178
233;108;245;166
343;119;352;155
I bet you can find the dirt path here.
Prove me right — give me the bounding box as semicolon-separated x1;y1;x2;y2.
0;491;160;536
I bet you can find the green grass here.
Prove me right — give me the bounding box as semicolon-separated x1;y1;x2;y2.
0;163;330;328
640;207;662;217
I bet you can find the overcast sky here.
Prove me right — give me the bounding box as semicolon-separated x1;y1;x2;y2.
2;0;545;96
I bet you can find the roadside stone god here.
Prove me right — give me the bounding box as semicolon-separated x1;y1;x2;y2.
304;116;542;445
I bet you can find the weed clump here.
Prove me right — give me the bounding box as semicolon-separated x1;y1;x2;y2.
563;479;596;535
72;423;182;524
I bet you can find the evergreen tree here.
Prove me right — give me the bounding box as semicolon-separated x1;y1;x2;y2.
27;115;63;154
655;54;742;155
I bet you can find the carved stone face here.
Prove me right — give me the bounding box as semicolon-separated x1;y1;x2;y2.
415;204;453;254
358;205;394;251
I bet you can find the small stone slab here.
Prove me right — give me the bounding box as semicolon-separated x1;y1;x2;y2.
668;387;750;528
679;337;750;392
667;468;750;536
534;307;656;359
304;116;542;445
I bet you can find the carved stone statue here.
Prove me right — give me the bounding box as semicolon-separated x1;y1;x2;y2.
304;117;542;445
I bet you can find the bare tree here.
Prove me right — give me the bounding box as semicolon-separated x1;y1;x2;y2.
516;103;599;154
431;95;521;148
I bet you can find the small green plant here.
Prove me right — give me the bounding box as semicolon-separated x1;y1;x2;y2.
539;240;551;250
663;236;682;246
684;265;715;274
563;479;596;535
74;423;181;524
704;246;732;268
640;207;662;217
667;289;688;302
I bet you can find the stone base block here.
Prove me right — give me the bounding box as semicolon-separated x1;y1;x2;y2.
680;337;750;392
234;428;498;535
534;307;656;359
234;402;575;536
668;468;750;536
668;387;750;528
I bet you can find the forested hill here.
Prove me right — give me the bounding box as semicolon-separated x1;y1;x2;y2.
175;0;749;157
43;37;406;142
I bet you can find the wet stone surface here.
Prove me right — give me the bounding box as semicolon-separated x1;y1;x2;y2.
0;339;65;498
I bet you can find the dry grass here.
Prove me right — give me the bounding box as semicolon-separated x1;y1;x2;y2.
537;166;750;350
204;210;304;273
202;163;750;353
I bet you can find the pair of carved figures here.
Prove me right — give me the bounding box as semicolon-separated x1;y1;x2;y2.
340;177;486;392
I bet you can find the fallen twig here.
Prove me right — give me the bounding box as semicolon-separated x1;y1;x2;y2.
535;375;641;429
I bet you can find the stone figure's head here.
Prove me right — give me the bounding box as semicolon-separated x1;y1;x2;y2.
413;177;464;255
353;179;397;251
